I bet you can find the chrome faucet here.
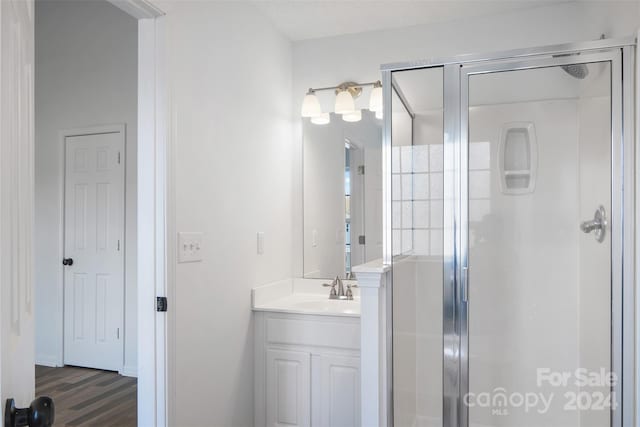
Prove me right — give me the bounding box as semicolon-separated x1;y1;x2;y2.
335;276;345;298
322;276;357;300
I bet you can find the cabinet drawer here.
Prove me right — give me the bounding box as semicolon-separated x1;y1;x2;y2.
266;316;360;350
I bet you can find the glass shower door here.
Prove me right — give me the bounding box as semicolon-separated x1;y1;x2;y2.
390;66;446;427
462;54;619;427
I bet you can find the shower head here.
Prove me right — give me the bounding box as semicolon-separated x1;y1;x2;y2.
561;63;589;79
554;34;604;80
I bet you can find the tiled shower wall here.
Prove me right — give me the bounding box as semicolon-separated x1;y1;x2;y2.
391;111;444;257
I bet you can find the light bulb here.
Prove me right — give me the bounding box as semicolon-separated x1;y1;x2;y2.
369;85;383;112
375;110;383;120
311;113;330;125
334;90;355;115
342;110;362;123
301;90;322;117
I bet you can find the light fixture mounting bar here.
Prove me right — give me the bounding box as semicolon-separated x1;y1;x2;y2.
308;80;381;95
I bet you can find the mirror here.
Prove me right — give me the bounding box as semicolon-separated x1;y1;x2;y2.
303;110;383;279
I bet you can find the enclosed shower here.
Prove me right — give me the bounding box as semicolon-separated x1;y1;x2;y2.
382;37;635;427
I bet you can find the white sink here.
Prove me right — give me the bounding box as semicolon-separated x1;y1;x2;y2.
253;293;360;317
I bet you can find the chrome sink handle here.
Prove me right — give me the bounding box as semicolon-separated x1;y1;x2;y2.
346;284;358;301
322;282;338;299
580;205;607;243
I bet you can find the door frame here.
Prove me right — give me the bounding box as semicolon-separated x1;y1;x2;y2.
2;0;170;423
59;123;126;371
380;36;636;427
105;1;170;426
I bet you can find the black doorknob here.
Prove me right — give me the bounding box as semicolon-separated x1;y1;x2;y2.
5;396;55;427
62;258;73;266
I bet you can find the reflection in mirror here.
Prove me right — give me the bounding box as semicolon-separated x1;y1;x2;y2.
303;110;382;279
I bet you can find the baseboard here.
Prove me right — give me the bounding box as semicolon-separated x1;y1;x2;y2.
36;354;62;367
121;364;137;377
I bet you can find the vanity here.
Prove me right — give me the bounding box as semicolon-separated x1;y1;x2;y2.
252;278;361;427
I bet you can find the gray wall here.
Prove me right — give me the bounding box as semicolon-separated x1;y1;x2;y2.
35;0;138;374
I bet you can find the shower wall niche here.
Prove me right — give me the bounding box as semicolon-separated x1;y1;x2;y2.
498;122;537;194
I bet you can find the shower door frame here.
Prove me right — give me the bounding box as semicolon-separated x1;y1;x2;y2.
380;36;636;427
458;48;628;427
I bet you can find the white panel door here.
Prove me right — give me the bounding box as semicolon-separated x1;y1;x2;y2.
63;130;124;371
349;147;365;267
266;349;311;427
364;146;383;262
320;354;360;427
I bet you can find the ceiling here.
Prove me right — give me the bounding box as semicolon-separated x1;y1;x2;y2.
251;0;567;41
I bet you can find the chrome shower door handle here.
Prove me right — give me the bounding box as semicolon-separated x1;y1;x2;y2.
580;205;607;243
580;220;601;233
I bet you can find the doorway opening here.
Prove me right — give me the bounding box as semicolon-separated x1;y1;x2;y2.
33;0;167;425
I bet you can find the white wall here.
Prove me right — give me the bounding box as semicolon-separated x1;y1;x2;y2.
155;2;293;425
34;0;138;373
292;0;640;277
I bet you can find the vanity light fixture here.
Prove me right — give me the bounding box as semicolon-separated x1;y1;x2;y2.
301;89;322;117
311;113;331;125
369;81;383;113
334;83;359;114
301;80;382;124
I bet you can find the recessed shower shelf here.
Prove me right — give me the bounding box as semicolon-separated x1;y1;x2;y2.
499;122;537;195
503;170;531;176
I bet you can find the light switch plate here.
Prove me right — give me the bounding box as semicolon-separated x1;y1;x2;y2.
257;232;264;255
178;232;203;263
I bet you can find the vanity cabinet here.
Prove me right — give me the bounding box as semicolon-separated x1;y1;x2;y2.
318;354;360;427
266;349;311;427
254;311;361;427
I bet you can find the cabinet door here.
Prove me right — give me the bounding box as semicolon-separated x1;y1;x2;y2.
320;354;361;427
266;349;311;427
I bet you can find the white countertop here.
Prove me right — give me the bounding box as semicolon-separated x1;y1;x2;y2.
252;278;360;317
352;258;391;274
